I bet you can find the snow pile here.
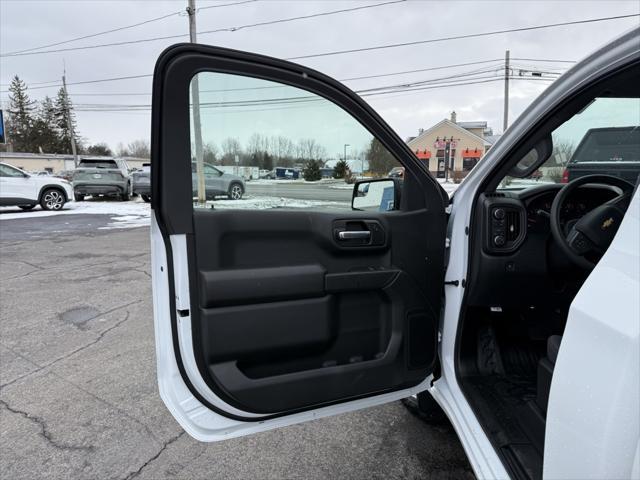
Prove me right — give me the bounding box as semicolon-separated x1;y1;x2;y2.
208;196;350;211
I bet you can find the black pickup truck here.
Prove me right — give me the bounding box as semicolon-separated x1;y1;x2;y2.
564;126;640;184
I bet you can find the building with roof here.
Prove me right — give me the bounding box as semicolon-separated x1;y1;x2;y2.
406;112;500;179
0;152;148;173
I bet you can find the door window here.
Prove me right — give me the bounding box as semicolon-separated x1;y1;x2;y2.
0;164;25;177
189;71;403;210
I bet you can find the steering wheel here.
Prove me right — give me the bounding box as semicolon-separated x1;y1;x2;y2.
550;174;635;270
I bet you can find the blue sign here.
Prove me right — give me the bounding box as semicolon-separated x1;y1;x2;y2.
0;109;4;144
379;186;395;211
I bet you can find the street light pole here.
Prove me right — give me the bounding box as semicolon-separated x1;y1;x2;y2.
187;0;206;206
343;143;350;172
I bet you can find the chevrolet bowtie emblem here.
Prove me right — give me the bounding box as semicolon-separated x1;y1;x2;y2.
601;217;614;229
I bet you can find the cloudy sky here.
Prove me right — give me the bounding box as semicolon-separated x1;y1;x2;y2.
1;0;638;153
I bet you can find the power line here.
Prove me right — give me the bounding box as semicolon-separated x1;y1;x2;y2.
70;75;554;111
1;0;259;57
511;57;576;63
286;14;640;60
0;59;503;93
3;11;181;56
195;0;258;12
0;0;406;58
2;57;569;94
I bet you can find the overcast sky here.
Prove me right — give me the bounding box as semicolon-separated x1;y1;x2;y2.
1;0;638;152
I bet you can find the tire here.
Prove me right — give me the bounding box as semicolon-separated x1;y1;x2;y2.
227;183;243;200
19;205;35;211
141;194;151;203
121;185;131;201
40;188;66;211
74;193;85;202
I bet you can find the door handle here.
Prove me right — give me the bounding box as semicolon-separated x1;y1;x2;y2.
338;230;371;240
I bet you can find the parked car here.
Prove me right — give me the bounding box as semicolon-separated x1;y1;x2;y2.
77;157;130;177
388;166;405;178
132;163;151;202
149;30;640;480
0;162;73;210
258;169;271;179
562;126;640;183
191;161;245;200
73;156;132;201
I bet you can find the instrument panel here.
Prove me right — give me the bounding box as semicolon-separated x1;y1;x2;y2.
525;186;619;232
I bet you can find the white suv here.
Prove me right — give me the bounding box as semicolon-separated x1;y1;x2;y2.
0;162;73;211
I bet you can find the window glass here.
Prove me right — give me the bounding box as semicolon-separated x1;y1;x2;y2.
189;72;403;210
499;98;640;189
0;164;25;177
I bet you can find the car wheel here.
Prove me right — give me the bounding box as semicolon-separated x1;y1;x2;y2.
74;193;85;202
141;194;151;203
121;187;131;201
228;183;243;200
40;188;66;211
19;205;35;211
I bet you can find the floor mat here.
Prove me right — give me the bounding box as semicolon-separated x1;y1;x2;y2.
465;374;542;480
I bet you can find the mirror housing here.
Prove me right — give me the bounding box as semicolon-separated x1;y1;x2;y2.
507;135;553;178
352;178;399;212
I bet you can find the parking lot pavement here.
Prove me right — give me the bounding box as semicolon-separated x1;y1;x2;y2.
0;223;473;480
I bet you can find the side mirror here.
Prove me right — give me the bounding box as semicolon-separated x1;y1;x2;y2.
352;178;398;212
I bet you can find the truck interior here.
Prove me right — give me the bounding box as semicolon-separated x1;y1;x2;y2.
454;62;639;480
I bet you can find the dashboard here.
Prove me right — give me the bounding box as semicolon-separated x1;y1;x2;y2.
524;184;620;233
468;182;621;308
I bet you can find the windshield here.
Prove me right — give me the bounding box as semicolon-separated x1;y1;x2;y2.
78;160;119;169
499;97;640;190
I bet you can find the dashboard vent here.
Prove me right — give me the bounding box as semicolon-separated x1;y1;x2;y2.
485;192;506;198
506;210;520;242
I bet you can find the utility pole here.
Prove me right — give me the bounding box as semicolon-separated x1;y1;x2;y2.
503;49;510;133
187;0;206;206
62;73;79;167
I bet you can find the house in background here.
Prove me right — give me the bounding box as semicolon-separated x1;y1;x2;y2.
406;111;501;180
0;152;148;173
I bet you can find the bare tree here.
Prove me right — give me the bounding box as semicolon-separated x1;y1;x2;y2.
296;138;327;162
126;139;150;158
115;142;129;157
203;142;218;164
220;137;243;165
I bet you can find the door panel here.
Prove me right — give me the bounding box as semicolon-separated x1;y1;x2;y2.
152;43;447;427
190;207;439;413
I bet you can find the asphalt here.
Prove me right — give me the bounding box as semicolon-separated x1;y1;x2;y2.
0;220;473;480
0;214;119;242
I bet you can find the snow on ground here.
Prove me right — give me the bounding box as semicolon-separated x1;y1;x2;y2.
202;196;350;210
0;198;152;229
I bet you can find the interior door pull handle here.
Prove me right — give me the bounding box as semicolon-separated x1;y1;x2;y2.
338;231;371;240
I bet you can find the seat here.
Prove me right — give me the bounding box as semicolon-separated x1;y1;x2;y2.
536;335;562;414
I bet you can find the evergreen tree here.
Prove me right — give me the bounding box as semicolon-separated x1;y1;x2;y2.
86;143;112;156
32;96;60;153
54;86;79;154
303;159;322;181
332;159;349;179
6;75;36;152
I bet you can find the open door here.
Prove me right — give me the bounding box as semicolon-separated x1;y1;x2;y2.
151;43;448;441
